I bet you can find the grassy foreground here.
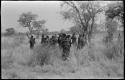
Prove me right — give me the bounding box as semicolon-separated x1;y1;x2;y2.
1;33;124;79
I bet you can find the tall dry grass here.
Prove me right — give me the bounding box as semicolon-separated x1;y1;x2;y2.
1;33;124;79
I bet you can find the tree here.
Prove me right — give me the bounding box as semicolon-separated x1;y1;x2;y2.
60;1;103;44
5;28;15;35
104;19;118;45
69;25;82;34
42;28;48;35
60;29;66;33
104;1;123;45
32;20;46;38
105;1;124;24
17;12;38;38
18;12;47;39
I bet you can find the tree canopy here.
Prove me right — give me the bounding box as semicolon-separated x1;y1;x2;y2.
5;27;15;35
69;25;82;34
18;12;37;28
18;12;47;38
105;1;124;24
60;1;103;44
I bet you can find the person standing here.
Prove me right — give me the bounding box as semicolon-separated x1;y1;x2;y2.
61;34;71;60
29;35;35;49
71;33;77;46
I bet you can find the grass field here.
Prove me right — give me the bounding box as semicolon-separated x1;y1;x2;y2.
1;32;124;79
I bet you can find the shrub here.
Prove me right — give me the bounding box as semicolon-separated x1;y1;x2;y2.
1;50;14;69
70;45;91;67
103;39;124;60
1;36;23;49
104;47;114;60
31;44;62;66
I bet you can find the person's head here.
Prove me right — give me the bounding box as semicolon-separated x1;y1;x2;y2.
66;35;70;38
62;33;66;37
46;35;49;38
31;35;33;38
52;35;54;38
42;34;44;37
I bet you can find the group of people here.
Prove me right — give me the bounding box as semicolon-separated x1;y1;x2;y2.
29;33;86;60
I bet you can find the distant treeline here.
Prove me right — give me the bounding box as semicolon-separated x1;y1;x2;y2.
1;30;123;37
1;32;26;37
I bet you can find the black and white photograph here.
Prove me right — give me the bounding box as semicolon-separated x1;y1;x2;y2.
1;1;124;79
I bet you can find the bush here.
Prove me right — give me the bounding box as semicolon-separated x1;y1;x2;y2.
30;44;91;72
31;44;62;66
1;50;14;69
103;34;113;48
69;45;91;68
1;36;23;50
103;39;124;60
103;31;124;60
104;47;114;60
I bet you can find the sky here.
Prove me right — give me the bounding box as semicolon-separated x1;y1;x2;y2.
1;1;112;33
1;1;74;32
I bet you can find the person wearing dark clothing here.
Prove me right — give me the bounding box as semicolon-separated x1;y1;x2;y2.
45;35;49;44
77;34;84;49
41;34;45;44
50;36;54;45
71;33;77;46
77;35;81;49
29;35;35;49
66;35;72;47
50;35;57;46
61;34;71;60
58;33;65;49
54;34;58;45
58;34;61;44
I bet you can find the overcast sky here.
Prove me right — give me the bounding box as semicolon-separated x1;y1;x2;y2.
1;1;74;32
1;1;112;32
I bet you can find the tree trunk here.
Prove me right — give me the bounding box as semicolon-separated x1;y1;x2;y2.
88;18;94;45
27;26;33;38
